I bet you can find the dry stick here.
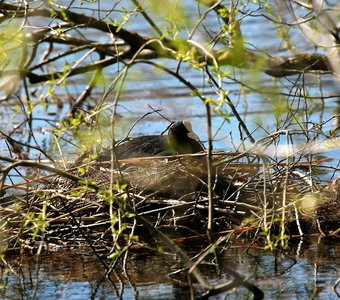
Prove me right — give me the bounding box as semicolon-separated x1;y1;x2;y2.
190;234;264;299
0;126;54;162
280;131;290;247
57;195;120;297
129;203;212;290
333;276;340;297
115;109;163;147
203;65;255;144
67;55;104;119
190;0;223;39
108;67;130;250
0;3;147;49
205;102;215;240
22;78;43;158
30;43;105;71
214;130;290;167
25;55;122;84
122;218;138;298
174;0;222;74
45;35;121;56
0;156;96;192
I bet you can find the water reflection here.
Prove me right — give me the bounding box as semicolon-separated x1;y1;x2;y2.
1;237;339;299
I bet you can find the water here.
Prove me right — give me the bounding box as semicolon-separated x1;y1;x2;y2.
0;0;340;299
1;237;339;299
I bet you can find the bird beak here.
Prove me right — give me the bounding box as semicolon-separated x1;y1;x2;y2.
183;120;200;141
187;131;200;141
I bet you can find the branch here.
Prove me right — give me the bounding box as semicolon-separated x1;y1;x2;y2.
265;53;331;77
0;3;148;49
198;0;244;47
0;2;333;83
214;49;331;77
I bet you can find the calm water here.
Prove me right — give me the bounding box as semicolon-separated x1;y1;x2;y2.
1;0;340;299
1;237;339;299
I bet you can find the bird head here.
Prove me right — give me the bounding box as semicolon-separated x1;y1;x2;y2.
168;120;204;154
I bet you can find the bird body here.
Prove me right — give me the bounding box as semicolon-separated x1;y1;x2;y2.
97;120;204;161
109;135;173;159
95;121;238;201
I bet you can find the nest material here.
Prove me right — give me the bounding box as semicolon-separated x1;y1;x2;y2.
1;151;339;253
83;152;340;236
96;156;207;197
317;179;340;230
93;154;244;199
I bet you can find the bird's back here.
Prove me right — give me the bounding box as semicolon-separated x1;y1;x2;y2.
97;135;174;161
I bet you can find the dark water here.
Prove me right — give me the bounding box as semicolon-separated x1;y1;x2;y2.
1;1;340;299
1;237;339;299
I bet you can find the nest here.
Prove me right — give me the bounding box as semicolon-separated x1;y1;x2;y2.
0;151;339;254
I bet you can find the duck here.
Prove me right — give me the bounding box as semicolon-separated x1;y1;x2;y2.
97;120;205;161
